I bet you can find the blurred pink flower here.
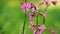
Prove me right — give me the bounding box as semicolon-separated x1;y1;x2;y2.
40;11;46;18
49;28;56;34
29;22;36;30
31;3;39;12
28;13;35;20
21;3;31;12
38;24;46;34
45;0;51;7
52;0;57;5
43;12;46;18
34;24;46;34
34;29;39;34
32;7;39;12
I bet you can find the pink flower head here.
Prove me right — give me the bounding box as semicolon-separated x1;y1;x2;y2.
28;13;35;20
34;24;46;34
40;11;46;18
21;3;31;12
30;22;36;26
38;24;46;34
49;28;56;34
52;0;57;5
34;29;39;34
32;7;39;12
31;3;39;12
29;22;36;30
45;0;51;7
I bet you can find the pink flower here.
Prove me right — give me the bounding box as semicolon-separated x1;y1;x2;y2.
45;0;51;7
32;7;39;12
52;0;57;5
28;13;35;20
21;3;31;12
40;11;46;18
31;3;39;12
49;28;56;34
29;22;36;30
34;24;46;34
34;29;39;34
38;24;46;34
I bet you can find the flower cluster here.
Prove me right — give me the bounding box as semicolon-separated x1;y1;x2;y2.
29;22;46;34
21;0;57;34
21;3;39;12
21;3;31;12
21;0;58;12
40;0;58;7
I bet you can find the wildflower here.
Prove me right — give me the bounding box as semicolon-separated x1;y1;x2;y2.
32;7;39;12
21;3;31;12
29;22;36;30
34;24;46;34
31;3;39;12
40;11;46;18
45;0;51;7
28;13;35;20
52;0;57;5
34;29;39;34
49;28;56;34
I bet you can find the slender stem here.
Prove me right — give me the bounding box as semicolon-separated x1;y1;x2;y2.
35;14;39;34
25;0;27;2
36;15;38;25
22;0;27;34
22;13;26;34
43;7;48;24
43;18;45;24
45;7;48;11
22;0;27;33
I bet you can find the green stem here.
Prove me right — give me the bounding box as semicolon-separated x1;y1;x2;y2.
22;13;26;34
43;18;45;24
22;0;27;34
45;7;48;11
36;15;38;25
25;0;27;2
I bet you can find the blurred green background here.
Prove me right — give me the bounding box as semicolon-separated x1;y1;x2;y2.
0;0;60;34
